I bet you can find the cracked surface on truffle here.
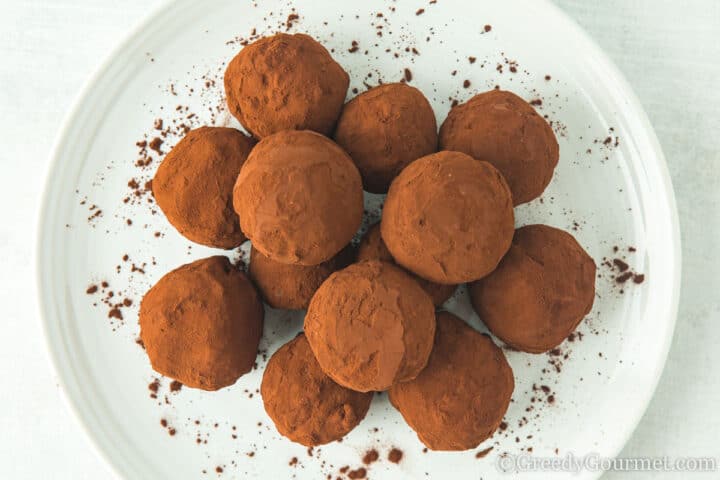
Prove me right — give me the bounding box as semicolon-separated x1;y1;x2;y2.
305;260;436;392
381;151;514;284
233;130;363;266
224;33;349;138
261;334;373;446
139;256;264;391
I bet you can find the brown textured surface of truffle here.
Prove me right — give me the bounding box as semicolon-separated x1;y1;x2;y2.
261;334;373;446
334;83;438;193
152;127;253;248
233;130;363;266
305;260;436;392
439;90;559;205
249;244;354;310
381;151;514;284
357;224;455;306
224;33;349;138
389;312;514;450
139;256;264;390
470;224;596;353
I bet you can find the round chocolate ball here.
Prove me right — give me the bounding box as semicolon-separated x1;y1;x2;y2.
261;334;373;446
249;244;354;310
305;260;436;392
381;151;514;284
233;130;363;266
224;33;349;138
334;83;438;193
152;127;253;248
357;223;455;306
469;224;596;353
389;312;514;451
439;90;559;205
139;256;264;391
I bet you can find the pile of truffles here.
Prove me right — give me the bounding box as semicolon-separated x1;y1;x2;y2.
139;32;596;452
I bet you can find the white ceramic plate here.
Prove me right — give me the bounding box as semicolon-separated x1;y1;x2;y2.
37;0;681;478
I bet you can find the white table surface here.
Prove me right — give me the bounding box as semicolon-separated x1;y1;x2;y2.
0;1;718;478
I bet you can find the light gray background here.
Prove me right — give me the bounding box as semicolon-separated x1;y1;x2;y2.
0;0;717;478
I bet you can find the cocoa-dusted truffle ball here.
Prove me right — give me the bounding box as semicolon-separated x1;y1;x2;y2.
305;260;436;392
334;83;438;193
357;224;455;306
261;334;373;446
439;90;559;205
381;151;514;284
153;127;254;248
249;244;354;310
233;130;363;266
389;312;514;451
224;33;349;138
470;224;596;353
139;256;264;391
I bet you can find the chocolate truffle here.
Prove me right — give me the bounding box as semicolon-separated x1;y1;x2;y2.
357;223;455;306
439;90;559;205
153;127;254;248
249;244;354;310
261;334;373;446
305;260;436;392
469;224;596;353
233;130;363;266
224;33;349;138
334;83;438;193
139;256;264;391
389;312;514;451
381;151;514;284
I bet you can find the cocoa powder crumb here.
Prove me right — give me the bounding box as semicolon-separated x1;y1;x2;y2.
285;13;299;31
416;8;425;15
362;449;379;465
86;285;98;294
347;468;367;479
148;137;164;155
108;307;123;320
615;271;633;284
613;258;629;272
404;68;413;82
476;446;493;458
484;24;492;32
169;380;183;392
388;448;404;463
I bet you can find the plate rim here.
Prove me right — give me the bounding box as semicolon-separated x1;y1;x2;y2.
35;0;682;478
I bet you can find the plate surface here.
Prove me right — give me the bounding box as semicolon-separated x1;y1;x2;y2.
37;0;680;478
